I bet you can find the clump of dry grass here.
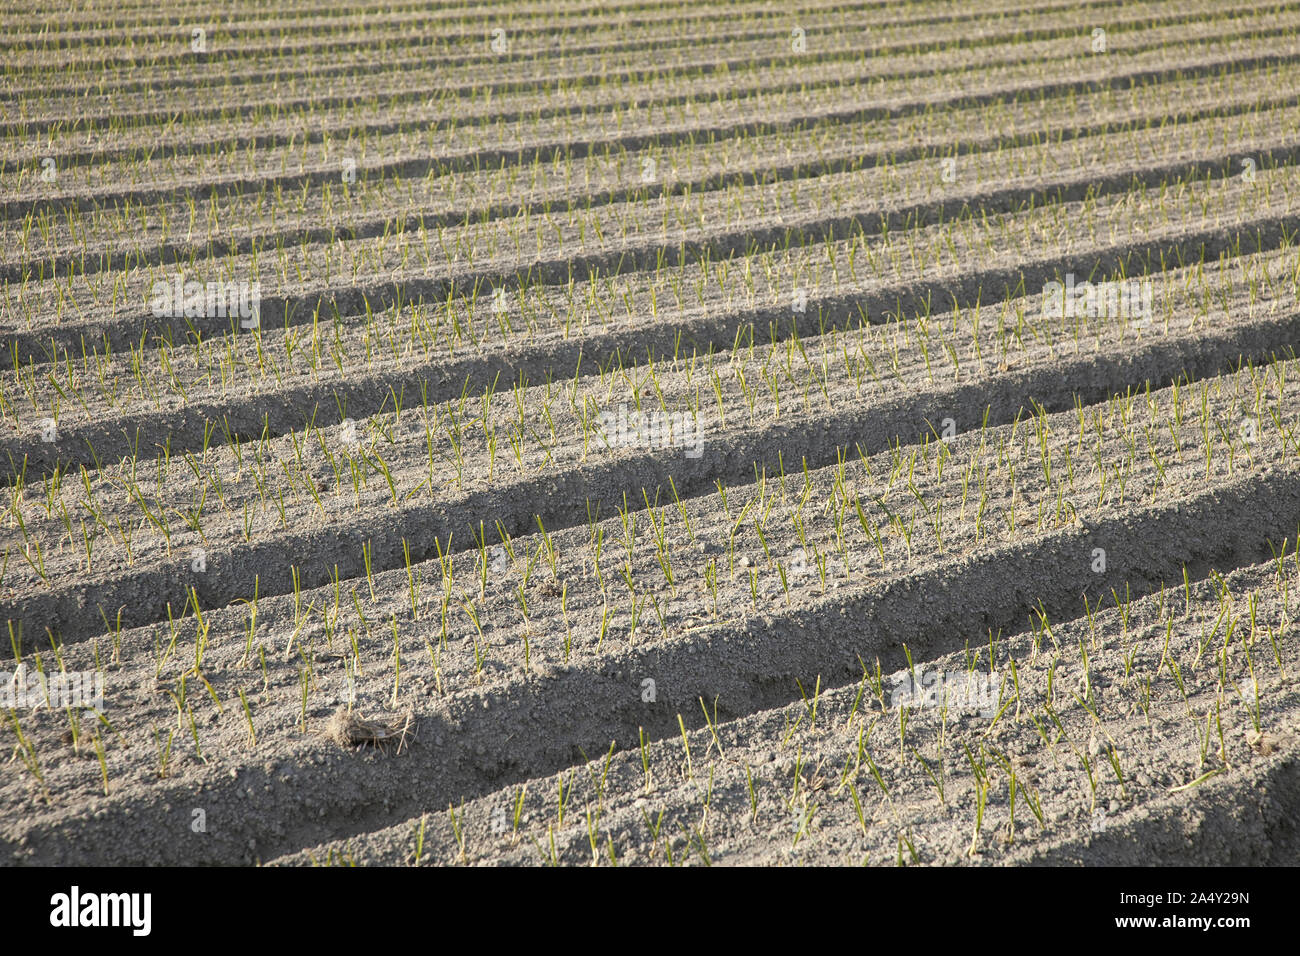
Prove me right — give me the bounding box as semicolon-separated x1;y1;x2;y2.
322;707;413;753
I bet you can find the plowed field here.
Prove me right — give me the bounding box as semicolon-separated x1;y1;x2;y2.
3;0;1300;866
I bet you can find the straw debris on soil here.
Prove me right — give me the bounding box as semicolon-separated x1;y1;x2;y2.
322;708;414;754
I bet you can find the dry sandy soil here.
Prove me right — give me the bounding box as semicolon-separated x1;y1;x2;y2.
2;0;1300;866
